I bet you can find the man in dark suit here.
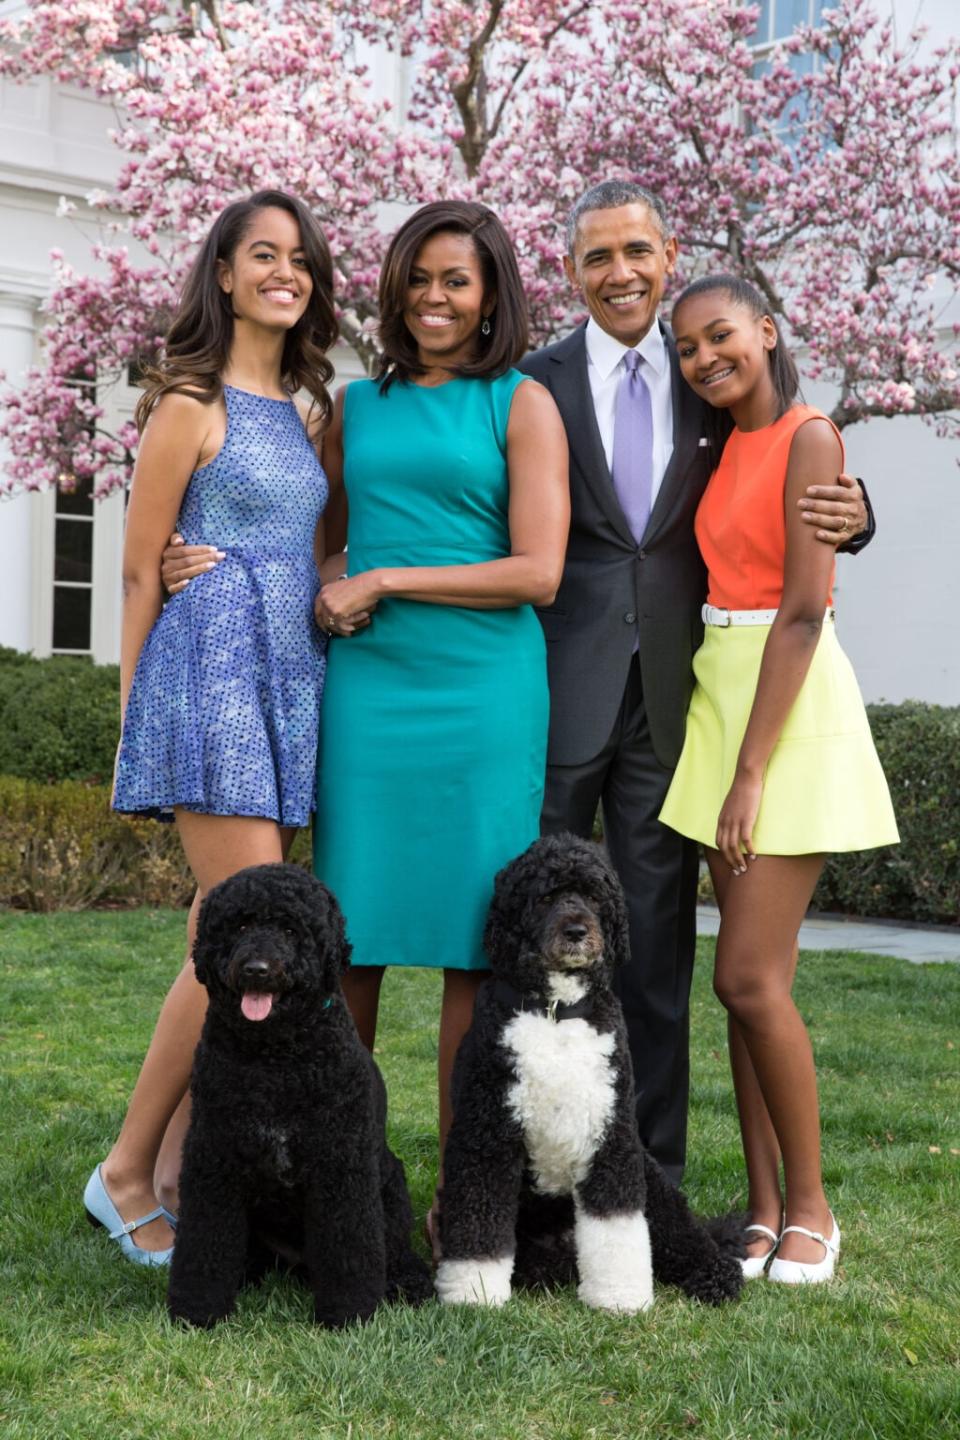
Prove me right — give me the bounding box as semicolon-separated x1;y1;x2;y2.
519;181;870;1183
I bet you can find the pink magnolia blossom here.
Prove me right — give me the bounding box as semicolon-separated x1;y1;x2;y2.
0;0;957;496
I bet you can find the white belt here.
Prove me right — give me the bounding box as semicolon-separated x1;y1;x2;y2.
702;604;835;627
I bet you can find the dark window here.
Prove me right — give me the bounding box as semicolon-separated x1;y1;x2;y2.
54;516;94;583
52;376;96;654
52;586;92;652
55;479;94;517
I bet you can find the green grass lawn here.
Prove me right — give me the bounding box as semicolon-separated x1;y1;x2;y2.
1;909;958;1440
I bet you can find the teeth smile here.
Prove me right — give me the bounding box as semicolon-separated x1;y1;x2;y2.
702;367;735;385
262;289;297;304
418;314;456;327
607;292;644;307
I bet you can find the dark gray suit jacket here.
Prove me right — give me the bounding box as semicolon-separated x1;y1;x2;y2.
520;321;715;772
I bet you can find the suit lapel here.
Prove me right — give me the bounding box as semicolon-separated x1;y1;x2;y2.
641;326;705;548
547;325;636;547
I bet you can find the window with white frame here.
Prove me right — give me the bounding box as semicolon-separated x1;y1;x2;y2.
52;475;94;653
752;0;824;48
51;376;95;655
750;0;825;132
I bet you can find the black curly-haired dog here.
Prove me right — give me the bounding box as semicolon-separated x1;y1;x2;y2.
435;834;744;1311
167;863;432;1329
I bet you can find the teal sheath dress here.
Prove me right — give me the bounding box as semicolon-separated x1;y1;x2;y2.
313;371;549;969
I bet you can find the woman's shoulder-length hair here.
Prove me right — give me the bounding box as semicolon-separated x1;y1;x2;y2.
375;200;529;392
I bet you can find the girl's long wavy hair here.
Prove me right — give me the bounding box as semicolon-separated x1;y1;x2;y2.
135;190;338;434
671;273;800;452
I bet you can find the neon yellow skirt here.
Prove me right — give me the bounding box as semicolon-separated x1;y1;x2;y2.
659;621;899;855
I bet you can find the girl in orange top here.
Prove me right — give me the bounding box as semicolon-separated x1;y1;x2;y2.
661;275;897;1285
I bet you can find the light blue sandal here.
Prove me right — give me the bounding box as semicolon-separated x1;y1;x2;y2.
83;1164;175;1267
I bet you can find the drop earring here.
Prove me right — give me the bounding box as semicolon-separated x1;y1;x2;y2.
481;318;492;336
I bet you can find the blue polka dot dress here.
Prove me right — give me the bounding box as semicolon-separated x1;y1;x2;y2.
113;385;328;826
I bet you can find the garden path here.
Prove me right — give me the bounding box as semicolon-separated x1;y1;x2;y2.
697;905;960;963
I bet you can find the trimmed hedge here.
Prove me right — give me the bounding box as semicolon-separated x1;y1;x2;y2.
0;775;314;912
814;701;959;927
0;648;119;785
0;776;192;911
0;645;955;923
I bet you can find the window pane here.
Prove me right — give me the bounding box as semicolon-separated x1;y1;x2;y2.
52;586;91;651
54;518;93;583
756;0;772;43
56;477;94;517
774;0;814;38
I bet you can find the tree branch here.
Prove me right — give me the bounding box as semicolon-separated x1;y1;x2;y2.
488;1;594;142
193;1;231;53
451;0;505;176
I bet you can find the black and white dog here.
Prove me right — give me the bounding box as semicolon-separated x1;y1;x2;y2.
167;863;432;1329
435;835;744;1312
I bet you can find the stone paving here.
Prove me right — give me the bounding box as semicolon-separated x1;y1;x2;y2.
696;906;960;964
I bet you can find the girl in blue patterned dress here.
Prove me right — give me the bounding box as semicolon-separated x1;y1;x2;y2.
83;192;337;1265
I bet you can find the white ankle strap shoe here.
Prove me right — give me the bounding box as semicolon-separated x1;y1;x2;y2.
767;1214;840;1285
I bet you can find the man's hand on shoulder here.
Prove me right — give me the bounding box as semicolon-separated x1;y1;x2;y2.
798;472;868;548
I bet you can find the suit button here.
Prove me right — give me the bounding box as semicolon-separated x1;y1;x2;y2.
624;611;637;624
638;549;647;560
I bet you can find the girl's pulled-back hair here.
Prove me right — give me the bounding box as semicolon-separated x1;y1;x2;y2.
375;201;529;392
135;190;338;434
671;273;800;450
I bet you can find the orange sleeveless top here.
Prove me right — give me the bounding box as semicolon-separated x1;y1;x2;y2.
695;404;844;611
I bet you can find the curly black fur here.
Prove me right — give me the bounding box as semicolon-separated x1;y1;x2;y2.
482;831;631;990
438;835;744;1309
167;863;432;1329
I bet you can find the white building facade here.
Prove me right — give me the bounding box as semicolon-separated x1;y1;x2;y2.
0;0;957;701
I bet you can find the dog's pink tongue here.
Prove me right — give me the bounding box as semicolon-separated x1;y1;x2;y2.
241;992;274;1022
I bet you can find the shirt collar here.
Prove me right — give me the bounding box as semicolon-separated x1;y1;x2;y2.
585;315;668;382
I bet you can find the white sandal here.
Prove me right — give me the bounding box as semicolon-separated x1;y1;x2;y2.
740;1222;781;1279
767;1214;840;1284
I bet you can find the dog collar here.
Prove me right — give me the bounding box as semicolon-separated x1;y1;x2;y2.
492;979;594;1022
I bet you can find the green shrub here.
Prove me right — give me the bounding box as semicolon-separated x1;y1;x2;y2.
0;662;954;924
0;648;119;784
667;702;958;929
0;776;190;911
0;774;314;911
814;701;959;926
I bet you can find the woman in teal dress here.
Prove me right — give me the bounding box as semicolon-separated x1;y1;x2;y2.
313;202;569;1242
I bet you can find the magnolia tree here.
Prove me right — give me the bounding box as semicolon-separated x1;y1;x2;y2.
0;0;958;497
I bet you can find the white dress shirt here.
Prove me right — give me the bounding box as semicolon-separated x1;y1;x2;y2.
584;317;674;510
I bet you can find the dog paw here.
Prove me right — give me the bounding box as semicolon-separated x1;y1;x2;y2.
576;1278;655;1313
312;1303;378;1329
434;1255;514;1306
574;1206;654;1313
387;1257;434;1308
167;1302;233;1329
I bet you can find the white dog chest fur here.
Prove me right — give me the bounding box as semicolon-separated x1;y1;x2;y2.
503;1010;616;1195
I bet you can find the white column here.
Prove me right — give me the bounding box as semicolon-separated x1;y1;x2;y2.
0;288;40;654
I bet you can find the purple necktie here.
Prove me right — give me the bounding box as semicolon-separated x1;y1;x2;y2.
611;349;654;544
